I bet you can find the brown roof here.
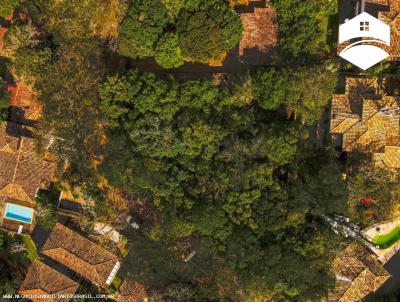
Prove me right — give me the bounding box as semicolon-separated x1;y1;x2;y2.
373;0;400;60
19;260;79;302
328;243;390;302
117;280;147;302
374;145;400;168
239;7;278;65
0;122;55;204
330;76;400;168
9;82;42;125
42;223;120;289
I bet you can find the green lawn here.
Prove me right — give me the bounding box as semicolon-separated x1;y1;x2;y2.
22;236;38;262
109;276;122;294
373;226;400;249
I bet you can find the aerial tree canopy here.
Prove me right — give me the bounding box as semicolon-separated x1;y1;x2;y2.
22;0;126;43
118;0;171;59
98;67;346;300
155;32;184;69
0;0;19;18
2;21;51;85
271;0;337;64
118;0;242;66
1;0;353;300
0;80;10;122
177;0;242;62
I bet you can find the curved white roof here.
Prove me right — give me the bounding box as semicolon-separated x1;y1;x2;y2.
339;43;390;70
339;12;390;45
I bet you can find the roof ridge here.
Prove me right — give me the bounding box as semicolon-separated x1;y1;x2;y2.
339;268;367;301
342;98;394;150
11;137;23;183
52;281;79;295
43;247;104;286
330;118;359;133
0;136;19;152
343;125;368;150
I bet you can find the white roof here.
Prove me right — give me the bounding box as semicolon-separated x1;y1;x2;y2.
339;43;390;70
339;12;390;45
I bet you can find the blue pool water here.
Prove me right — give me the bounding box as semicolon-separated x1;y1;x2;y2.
4;203;33;223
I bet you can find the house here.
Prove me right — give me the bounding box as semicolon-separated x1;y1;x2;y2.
41;223;120;289
238;4;278;65
330;76;400;169
328;242;390;301
18;260;79;302
0;122;56;233
117;279;147;302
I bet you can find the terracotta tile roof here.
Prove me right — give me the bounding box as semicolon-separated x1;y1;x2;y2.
330;77;400;167
375;0;400;60
367;0;389;4
239;7;277;65
42;223;120;289
117;280;147;302
8;83;42;125
19;260;79;302
328;243;390;302
0;122;56;204
374;145;400;168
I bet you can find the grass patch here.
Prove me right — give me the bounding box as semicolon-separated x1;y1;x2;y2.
109;276;123;294
22;236;38;262
373;226;400;249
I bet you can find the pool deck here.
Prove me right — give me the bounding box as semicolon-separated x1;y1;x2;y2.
0;197;35;233
362;218;400;263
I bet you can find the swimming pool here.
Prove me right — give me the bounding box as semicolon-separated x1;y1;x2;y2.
4;203;34;224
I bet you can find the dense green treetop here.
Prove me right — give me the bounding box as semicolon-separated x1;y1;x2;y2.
118;0;171;59
0;0;19;18
98;67;345;300
118;0;242;67
22;0;126;43
0;80;10;122
2;21;51;85
0;0;354;300
177;0;242;62
271;0;338;64
154;32;185;69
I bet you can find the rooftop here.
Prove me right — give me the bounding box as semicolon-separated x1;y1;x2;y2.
42;223;120;289
117;279;147;302
8;82;42;126
0;122;56;204
18;259;79;302
328;242;390;302
330;76;400;169
239;6;278;65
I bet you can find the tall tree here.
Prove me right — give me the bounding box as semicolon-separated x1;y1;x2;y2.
0;0;19;18
99;69;345;300
118;0;242;65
